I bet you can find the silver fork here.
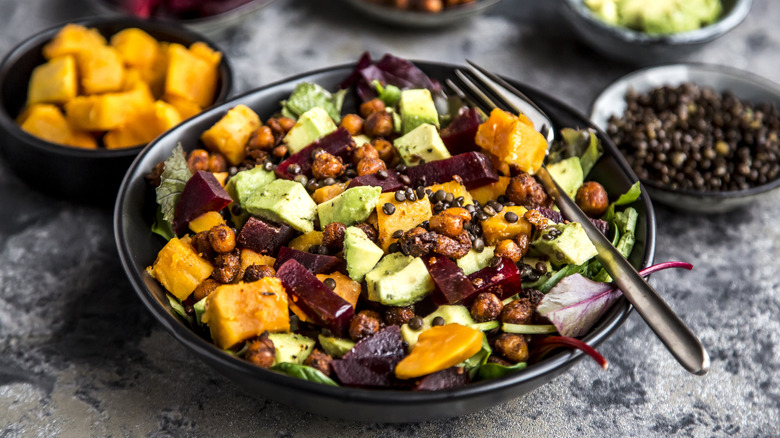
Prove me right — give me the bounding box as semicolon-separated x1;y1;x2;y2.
449;61;710;376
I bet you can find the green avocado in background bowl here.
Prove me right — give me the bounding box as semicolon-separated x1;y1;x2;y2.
584;0;722;35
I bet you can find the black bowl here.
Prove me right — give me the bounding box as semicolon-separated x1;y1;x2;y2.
0;16;232;206
561;0;752;65
114;62;656;422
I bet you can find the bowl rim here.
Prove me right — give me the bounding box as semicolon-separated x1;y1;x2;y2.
91;0;277;27
563;0;752;45
115;60;656;410
589;62;780;200
0;15;233;159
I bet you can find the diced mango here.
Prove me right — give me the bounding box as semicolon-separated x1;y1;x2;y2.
316;272;361;309
76;45;125;95
164;43;218;108
481;205;532;245
395;324;483;379
476;108;547;174
27;55;78;105
312;182;349;204
147;237;214;301
42;24;106;59
18;104;96;149
469;176;511;205
65;80;153;131
200;104;261;166
288;231;324;252
376;191;432;251
426;179;473;206
188;211;225;234
110;28;159;69
103;99;182;149
202;278;290;349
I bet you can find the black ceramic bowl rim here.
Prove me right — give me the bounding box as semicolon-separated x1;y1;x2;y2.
92;0;277;28
589;62;780;202
563;0;752;46
115;61;656;420
0;15;233;161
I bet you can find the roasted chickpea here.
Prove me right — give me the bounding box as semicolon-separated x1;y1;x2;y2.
495;239;522;263
245;333;275;368
384;306;415;326
249;126;275;151
266;118;284;136
272;145;288;159
277;117;296;133
340;114;364;135
429;207;471;239
364;111;394;138
191;231;214;259
357;157;387;176
208;224;236;253
355;222;379;243
312;152;346;179
576;181;609;218
506;173;550;208
470;292;503;322
419;0;443;12
523;209;549;230
243;264;275;282
514;233;530;259
322;222;347;251
187;149;209;173
359;98;386;118
207;153;228;173
353;143;380;165
494;333;529;363
500;297;534;325
349;310;382;341
303;349;333;376
212;250;240;283
371;138;396;164
192;278;220;302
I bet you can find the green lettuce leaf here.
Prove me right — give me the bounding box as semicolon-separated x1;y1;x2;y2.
270;362;339;386
152;206;176;241
458;335;491;380
282;82;346;123
602;181;641;223
166;294;194;325
155;143;192;225
372;80;401;107
476;361;527;381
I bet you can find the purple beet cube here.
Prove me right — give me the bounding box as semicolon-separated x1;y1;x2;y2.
346;169;404;192
413;367;470;391
467;257;522;301
236;217;296;256
173;170;233;235
273;246;343;274
276;259;354;336
275;128;353;180
441;108;482;156
331;326;407;388
423;255;476;305
406;151;498;190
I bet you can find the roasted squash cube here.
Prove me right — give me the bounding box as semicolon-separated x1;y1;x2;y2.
189;41;222;66
164;43;218;108
476;108;547;174
18;104;96;149
288;231;324;252
312;182;349;204
147;237;214;301
110;28;159;69
76;45;125;95
27;55;78;105
480;205;532;245
65;80;153;131
188;211;225;234
426;180;473;206
42;24;106;59
200;104;261;166
469;176;510;205
103;99;181;149
316;272;361;309
202;278;290;349
239;248;276;279
164;94;202;119
376;191;433;251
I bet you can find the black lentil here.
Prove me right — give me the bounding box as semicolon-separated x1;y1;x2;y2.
388;242;401;253
489;256;502;268
294;174;308;186
377;170;388;179
395;190;406;202
287;163;301;175
505;211;519;223
433;190;446;202
392;229;404;239
409;316;424;330
535;262;548;275
382;203;396;215
473;238;485;252
323;277;337;290
431;316;445;326
399;174;411;186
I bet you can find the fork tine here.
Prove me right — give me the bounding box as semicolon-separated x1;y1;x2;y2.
443;79;489;120
452;69;505;112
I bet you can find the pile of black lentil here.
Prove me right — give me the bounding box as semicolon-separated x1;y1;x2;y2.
606;82;780;192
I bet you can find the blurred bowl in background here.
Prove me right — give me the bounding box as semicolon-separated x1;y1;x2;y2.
341;0;503;28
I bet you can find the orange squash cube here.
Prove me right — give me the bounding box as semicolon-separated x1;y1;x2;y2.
395;324;483;379
164;94;202;120
18;104;96;149
200;104;261;166
202;278;290;349
469;176;510;205
103;100;182;149
76;45;125;95
376;191;432;251
312;182;349;204
476;108;547;174
27;55;78;105
110;28;159;69
65;80;154;131
164;43;218;108
288;231;324;252
147;237;214;301
480;205;532;245
239;248;276;279
42;24;106;60
426;179;473;206
188;211;225;234
316;272;361;308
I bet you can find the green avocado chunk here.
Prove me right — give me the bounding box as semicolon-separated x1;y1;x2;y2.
225;165;276;206
399;88;439;134
365;253;434;307
267;333;316;365
393;123;451;167
546;156;584;199
343;226;384;282
317;186;382;228
400;305;476;348
532;222;598;267
317;335;355;358
457;246;496;276
244;179;317;233
283;106;337;155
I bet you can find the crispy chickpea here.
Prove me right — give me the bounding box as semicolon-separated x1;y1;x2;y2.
470;292;503;322
272;145;288;159
353;143;380;165
191;231;214;259
514;233;530;259
212;250;240;283
523;209;549;230
500;297;534;325
495;239;522;263
303;349;333;376
487;355;512;367
506;173;550;208
207;153;228;173
208;224;236;253
245;333;275;368
243;264;275;282
384;306;415;326
429;207;471;239
322;222;347;251
192;278;220;302
355;222;378;243
576;181;609;218
187;149;209;173
146;161;165;187
432;230;472;259
371;138;396;164
359;98;386;118
248;126;275;151
277;117;296;133
312;152;346;179
357;157;387;176
364;111;394;138
494;333;529;363
419;0;443;12
349;310;382;341
266;118;284;136
394;0;410;9
340;114;364;136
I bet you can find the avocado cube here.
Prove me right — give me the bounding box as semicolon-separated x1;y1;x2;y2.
226;165;276;206
317;335;355;358
283;106;337;155
546;156;584;198
244;179;317;233
317;186;382;227
399;89;439;134
343;226;384;282
533;222;598;267
400;304;475;348
456;246;496;276
267;332;316;365
394;123;451;167
365;253;434;307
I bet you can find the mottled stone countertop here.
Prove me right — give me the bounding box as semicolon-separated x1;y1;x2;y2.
1;0;779;436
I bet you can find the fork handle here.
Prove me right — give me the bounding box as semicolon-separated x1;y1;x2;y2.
535;166;711;375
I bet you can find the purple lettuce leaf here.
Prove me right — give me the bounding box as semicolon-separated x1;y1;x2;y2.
340;52;440;102
537;206;609;235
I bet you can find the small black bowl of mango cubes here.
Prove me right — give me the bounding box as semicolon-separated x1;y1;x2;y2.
0;16;232;205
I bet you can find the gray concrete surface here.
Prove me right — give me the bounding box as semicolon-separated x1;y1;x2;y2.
1;0;778;436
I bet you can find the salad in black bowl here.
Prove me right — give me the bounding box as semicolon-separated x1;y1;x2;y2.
116;54;667;421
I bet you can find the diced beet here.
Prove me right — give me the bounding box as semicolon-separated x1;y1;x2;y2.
173;171;232;235
413;367;470;391
331;326;407;388
441;108;482;156
423;255;476;305
538;206;609;235
236;217;296;256
273;246;343;274
406;152;498;190
276;259;354;336
274;128;353;180
467;257;522;301
346;169;404;192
